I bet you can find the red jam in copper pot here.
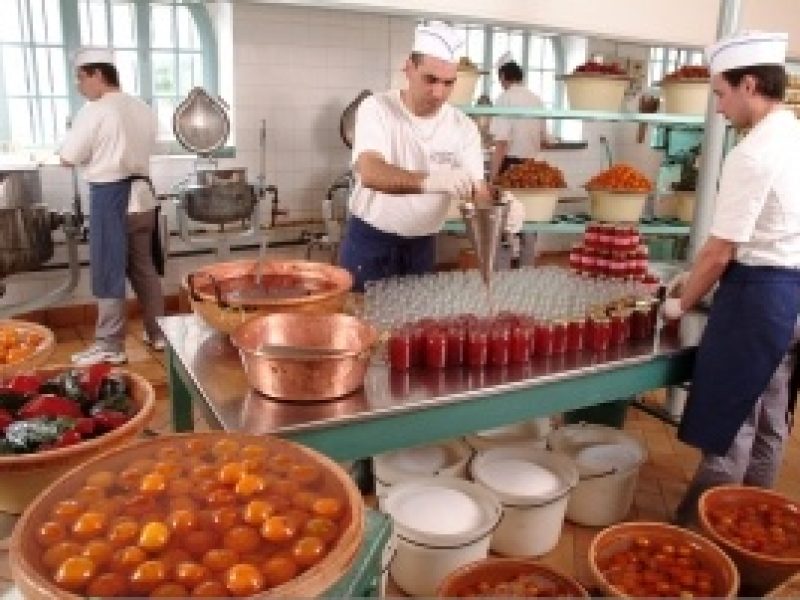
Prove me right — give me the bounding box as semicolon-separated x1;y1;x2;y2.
389;328;411;371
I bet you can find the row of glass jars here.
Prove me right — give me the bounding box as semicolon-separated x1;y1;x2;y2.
569;243;651;281
388;304;661;372
584;223;641;253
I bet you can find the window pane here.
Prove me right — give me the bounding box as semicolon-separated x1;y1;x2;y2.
177;6;199;50
40;97;56;145
3;46;32;95
154;97;175;139
112;2;137;47
529;37;543;69
542;72;556;105
115;49;139;94
542;38;556;69
36;47;53;95
466;28;484;67
0;0;21;42
151;4;175;49
178;52;202;96
509;34;524;64
152;52;176;95
31;0;48;43
44;0;62;44
79;0;108;45
9;98;34;146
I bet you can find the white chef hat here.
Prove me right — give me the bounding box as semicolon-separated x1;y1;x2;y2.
705;31;788;74
72;47;115;68
412;21;465;64
495;51;515;69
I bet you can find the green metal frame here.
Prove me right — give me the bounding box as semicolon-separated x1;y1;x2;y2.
166;343;695;461
441;219;691;236
458;105;705;128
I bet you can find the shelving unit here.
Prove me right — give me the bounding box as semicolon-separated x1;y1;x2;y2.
458;105;706;128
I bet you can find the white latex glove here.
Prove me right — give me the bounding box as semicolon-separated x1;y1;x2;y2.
662;297;684;319
503;191;525;235
422;168;475;198
665;271;690;297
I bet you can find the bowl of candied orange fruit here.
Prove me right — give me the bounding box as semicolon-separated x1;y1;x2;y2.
0;319;54;378
590;521;738;598
495;159;567;222
9;432;364;599
699;485;800;593
437;557;589;598
585;164;653;223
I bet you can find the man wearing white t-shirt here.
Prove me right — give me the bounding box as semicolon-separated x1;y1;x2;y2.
60;48;165;365
340;22;491;291
664;32;800;525
488;53;549;181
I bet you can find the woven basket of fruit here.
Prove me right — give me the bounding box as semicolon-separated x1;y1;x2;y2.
0;364;154;512
585;164;652;223
0;319;55;379
495;159;567;222
560;61;630;111
660;65;711;115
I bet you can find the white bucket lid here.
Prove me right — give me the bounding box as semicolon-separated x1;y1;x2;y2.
575;442;643;477
547;423;647;471
477;458;561;497
384;477;502;545
379;445;448;475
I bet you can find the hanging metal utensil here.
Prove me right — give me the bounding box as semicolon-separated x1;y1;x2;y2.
173;87;230;156
339;90;372;149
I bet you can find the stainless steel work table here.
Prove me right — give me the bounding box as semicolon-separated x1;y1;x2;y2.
160;314;695;460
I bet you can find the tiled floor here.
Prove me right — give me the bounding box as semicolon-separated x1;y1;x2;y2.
2;319;800;596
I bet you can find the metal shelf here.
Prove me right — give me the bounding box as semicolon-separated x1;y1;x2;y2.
458;106;705;128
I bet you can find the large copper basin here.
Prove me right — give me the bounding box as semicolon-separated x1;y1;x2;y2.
230;313;377;401
185;259;353;334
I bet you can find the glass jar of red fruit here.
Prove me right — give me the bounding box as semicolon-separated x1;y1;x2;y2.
389;328;411;371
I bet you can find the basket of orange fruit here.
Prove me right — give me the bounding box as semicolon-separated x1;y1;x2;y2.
8;432;363;598
0;319;55;378
585;164;652;223
495;159;567;222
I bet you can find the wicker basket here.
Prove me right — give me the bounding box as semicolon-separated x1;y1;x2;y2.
0;366;154;513
0;319;55;379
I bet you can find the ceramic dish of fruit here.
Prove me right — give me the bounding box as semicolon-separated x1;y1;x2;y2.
0;365;155;513
495;159;567;190
9;432;364;599
0;319;55;378
584;164;653;194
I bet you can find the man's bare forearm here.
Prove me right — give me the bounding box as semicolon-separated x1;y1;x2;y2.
680;236;735;311
356;153;426;194
489;140;508;182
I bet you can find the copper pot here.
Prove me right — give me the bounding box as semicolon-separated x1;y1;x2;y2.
230;313;377;401
185;259;353;334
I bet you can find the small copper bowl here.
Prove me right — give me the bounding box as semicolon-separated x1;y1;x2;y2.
230;313;377;401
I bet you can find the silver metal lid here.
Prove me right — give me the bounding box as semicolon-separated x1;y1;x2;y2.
173;87;230;156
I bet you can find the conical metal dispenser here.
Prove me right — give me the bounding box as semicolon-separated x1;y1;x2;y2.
459;192;509;287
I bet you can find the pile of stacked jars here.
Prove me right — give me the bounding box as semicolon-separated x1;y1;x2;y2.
569;223;652;281
388;300;661;372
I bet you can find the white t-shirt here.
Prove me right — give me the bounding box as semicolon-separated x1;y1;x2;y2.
489;84;545;159
711;108;800;268
348;89;484;237
60;91;157;214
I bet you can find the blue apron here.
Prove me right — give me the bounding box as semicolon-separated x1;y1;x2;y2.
339;217;436;292
678;262;800;455
89;180;131;299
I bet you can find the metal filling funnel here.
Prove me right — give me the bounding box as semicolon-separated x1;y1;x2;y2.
460;194;509;287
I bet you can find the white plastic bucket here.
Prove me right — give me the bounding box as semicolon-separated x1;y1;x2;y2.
589;190;647;223
662;80;710;115
547;423;647;527
450;70;480;105
464;419;551;452
505;188;560;222
471;446;578;556
384;476;502;596
564;75;628;111
374;440;473;510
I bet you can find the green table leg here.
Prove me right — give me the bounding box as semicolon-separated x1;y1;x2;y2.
324;509;391;597
167;347;195;432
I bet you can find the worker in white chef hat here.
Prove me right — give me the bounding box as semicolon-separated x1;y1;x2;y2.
340;21;498;292
60;47;165;365
667;30;800;526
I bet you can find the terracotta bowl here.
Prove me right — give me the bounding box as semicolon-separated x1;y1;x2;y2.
589;521;739;598
0;319;55;379
699;485;800;593
438;557;589;598
185;259;353;335
10;432;364;599
0;366;154;513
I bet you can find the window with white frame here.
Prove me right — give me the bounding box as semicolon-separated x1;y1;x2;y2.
648;46;703;86
0;0;217;149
